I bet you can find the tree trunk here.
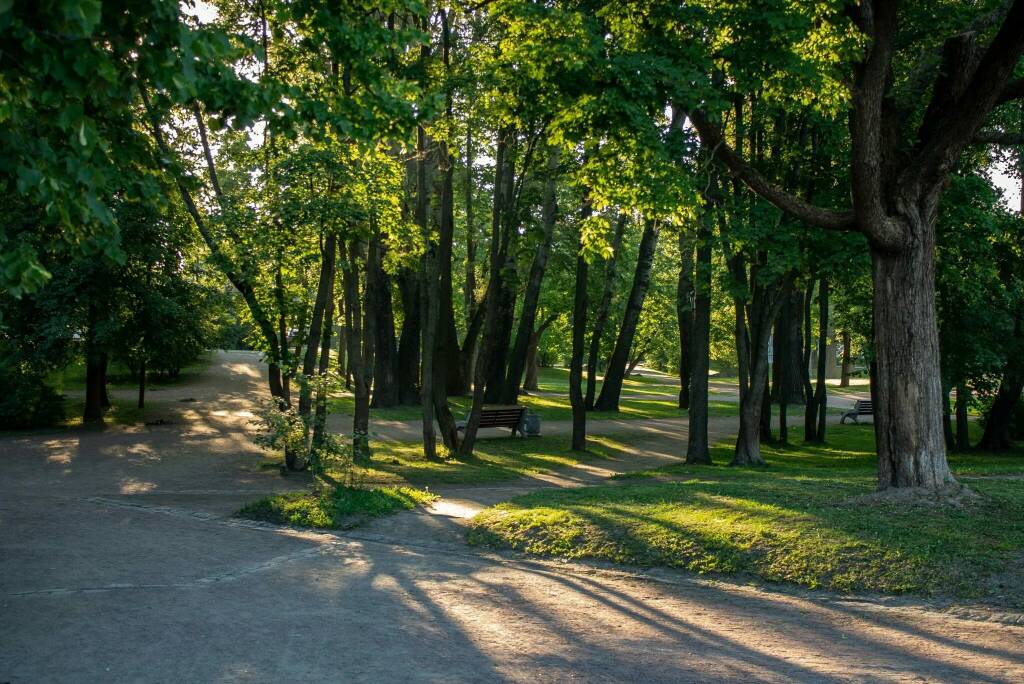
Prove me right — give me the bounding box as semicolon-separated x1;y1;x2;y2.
99;354;110;408
676;226;695;410
813;275;829;442
369;232;399;408
773;284;805;405
803;279;819;442
458;300;486;395
594;218;660;411
586;213;627;410
396;271;421;405
137;356;146;409
464;125;477;322
523;315;556;393
343;240;374;464
840;329;852;387
457;128;510;458
871;235;955;489
942;380;956;450
978;316;1023;450
685;210;713;465
312;292;335;450
570;227;589;450
954;382;971;452
502;147;559;404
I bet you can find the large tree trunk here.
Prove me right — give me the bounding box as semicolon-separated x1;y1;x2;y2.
502;147;559;404
773;284;805;405
870;233;955;489
586;214;627;410
594;218;660;411
463;126;477;322
802;279;819;442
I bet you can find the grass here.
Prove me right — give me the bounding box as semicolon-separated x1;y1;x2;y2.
51;353;212;393
468;425;1024;601
236;485;438;529
299;435;618;486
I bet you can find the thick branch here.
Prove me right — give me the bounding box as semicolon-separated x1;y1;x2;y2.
913;0;1024;185
997;77;1024;105
972;131;1024;145
688;110;856;232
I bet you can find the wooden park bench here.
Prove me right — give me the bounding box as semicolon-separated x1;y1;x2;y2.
841;399;873;424
457;406;528;437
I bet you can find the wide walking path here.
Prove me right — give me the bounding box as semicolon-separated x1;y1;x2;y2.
2;351;1022;683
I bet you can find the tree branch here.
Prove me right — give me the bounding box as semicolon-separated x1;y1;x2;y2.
972;131;1024;145
997;77;1024;105
912;0;1024;185
687;109;856;232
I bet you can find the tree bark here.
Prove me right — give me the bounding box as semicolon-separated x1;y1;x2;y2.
594;218;660;411
840;329;852;387
342;240;374;464
677;226;695;410
396;271;421;405
502;147;559;404
813;275;829;442
871;235;955;489
954;382;971;451
685;206;714;464
137;356;146;410
312;290;335;450
523;314;557;392
368;232;399;408
570;205;591;450
586;214;627;410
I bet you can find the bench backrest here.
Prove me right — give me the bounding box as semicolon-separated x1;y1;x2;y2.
854;399;873;413
477;407;526;428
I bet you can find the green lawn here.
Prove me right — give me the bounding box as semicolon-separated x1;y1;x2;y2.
300;434;622;486
468;426;1024;601
236;485;437;529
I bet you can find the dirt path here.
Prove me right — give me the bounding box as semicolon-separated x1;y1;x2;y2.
2;351;1022;683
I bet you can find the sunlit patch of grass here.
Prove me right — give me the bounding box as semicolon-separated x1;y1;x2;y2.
236;485;437;529
469;427;1024;599
341;435;613;486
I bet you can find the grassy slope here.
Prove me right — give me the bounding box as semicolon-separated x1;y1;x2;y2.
468;425;1024;599
237;485;437;529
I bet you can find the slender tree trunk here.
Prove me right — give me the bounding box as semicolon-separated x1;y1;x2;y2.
343;240;373;464
954;382;971;452
870;233;955;489
587;213;627;410
594;218;660;411
312;293;334;449
459;301;485;395
137;356;146;409
570;206;591;450
942;380;956;450
979;313;1023;450
369;232;399;408
813;275;828;442
396;271;421;405
677;226;695;410
457;128;510;457
686;209;714;464
803;279;818;442
464;126;477;321
840;330;852;388
502;148;559;404
99;354;110;408
522;315;556;393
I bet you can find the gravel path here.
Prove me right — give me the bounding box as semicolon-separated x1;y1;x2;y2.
2;350;1021;683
